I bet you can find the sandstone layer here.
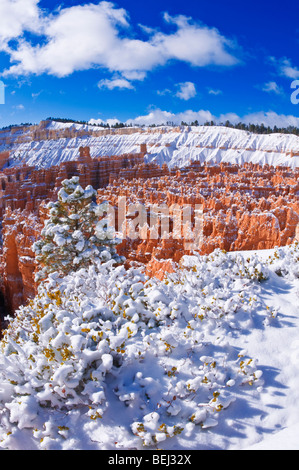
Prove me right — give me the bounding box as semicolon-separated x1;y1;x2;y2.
0;146;298;319
1;120;299;171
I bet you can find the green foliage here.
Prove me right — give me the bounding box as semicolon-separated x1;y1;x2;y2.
33;176;123;282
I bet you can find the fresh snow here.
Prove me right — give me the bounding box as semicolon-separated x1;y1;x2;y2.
0;244;299;450
1;122;299;169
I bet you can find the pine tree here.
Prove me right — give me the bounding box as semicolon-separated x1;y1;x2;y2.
33;176;123;282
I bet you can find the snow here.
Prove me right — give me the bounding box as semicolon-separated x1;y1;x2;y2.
33;177;123;282
1;122;299;169
246;423;299;450
0;244;299;450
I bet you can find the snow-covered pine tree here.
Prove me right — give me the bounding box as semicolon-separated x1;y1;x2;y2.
33;176;123;282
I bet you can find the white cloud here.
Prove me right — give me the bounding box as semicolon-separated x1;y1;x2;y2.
32;90;42;98
208;88;222;95
269;57;299;80
159;13;239;67
0;0;41;49
127;109;176;126
175;82;196;100
219;110;299;128
13;104;25;110
89;117;122;126
279;60;299;79
281;67;299;80
121;71;147;81
157;88;172;96
124;108;214;126
1;1;240;81
98;77;134;90
238;111;299;128
3;2;131;77
90;109;299;128
217;112;240;123
262;81;284;95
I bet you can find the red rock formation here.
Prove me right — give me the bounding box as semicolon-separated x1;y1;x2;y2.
0;208;42;314
97;161;299;265
0;151;9;170
0;147;146;313
145;258;175;280
0;148;298;315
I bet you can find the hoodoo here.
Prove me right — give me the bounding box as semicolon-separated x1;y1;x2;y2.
0;134;298;315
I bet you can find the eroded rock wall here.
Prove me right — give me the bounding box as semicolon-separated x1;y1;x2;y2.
0;149;298;316
98;162;299;262
0;148;146;314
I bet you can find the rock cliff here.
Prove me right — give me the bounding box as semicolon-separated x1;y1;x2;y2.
1;120;299;170
0;147;298;317
0;146;146;316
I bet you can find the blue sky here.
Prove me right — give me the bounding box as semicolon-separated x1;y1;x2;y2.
0;0;299;128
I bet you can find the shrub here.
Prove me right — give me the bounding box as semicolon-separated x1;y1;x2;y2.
33;176;124;282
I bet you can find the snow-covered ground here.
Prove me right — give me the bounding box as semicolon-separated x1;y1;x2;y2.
0;244;299;450
1;122;299;169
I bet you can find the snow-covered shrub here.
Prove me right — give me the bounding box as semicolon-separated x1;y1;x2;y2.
0;249;272;450
233;253;269;281
266;242;299;279
181;249;269;284
33;176;124;282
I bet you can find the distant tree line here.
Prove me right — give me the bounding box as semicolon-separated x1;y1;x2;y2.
0;122;33;131
46;117;89;125
180;119;299;136
1;118;299;136
46;117;134;129
138;119;299;136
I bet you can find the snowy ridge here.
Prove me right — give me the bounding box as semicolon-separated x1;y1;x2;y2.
1;121;299;169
